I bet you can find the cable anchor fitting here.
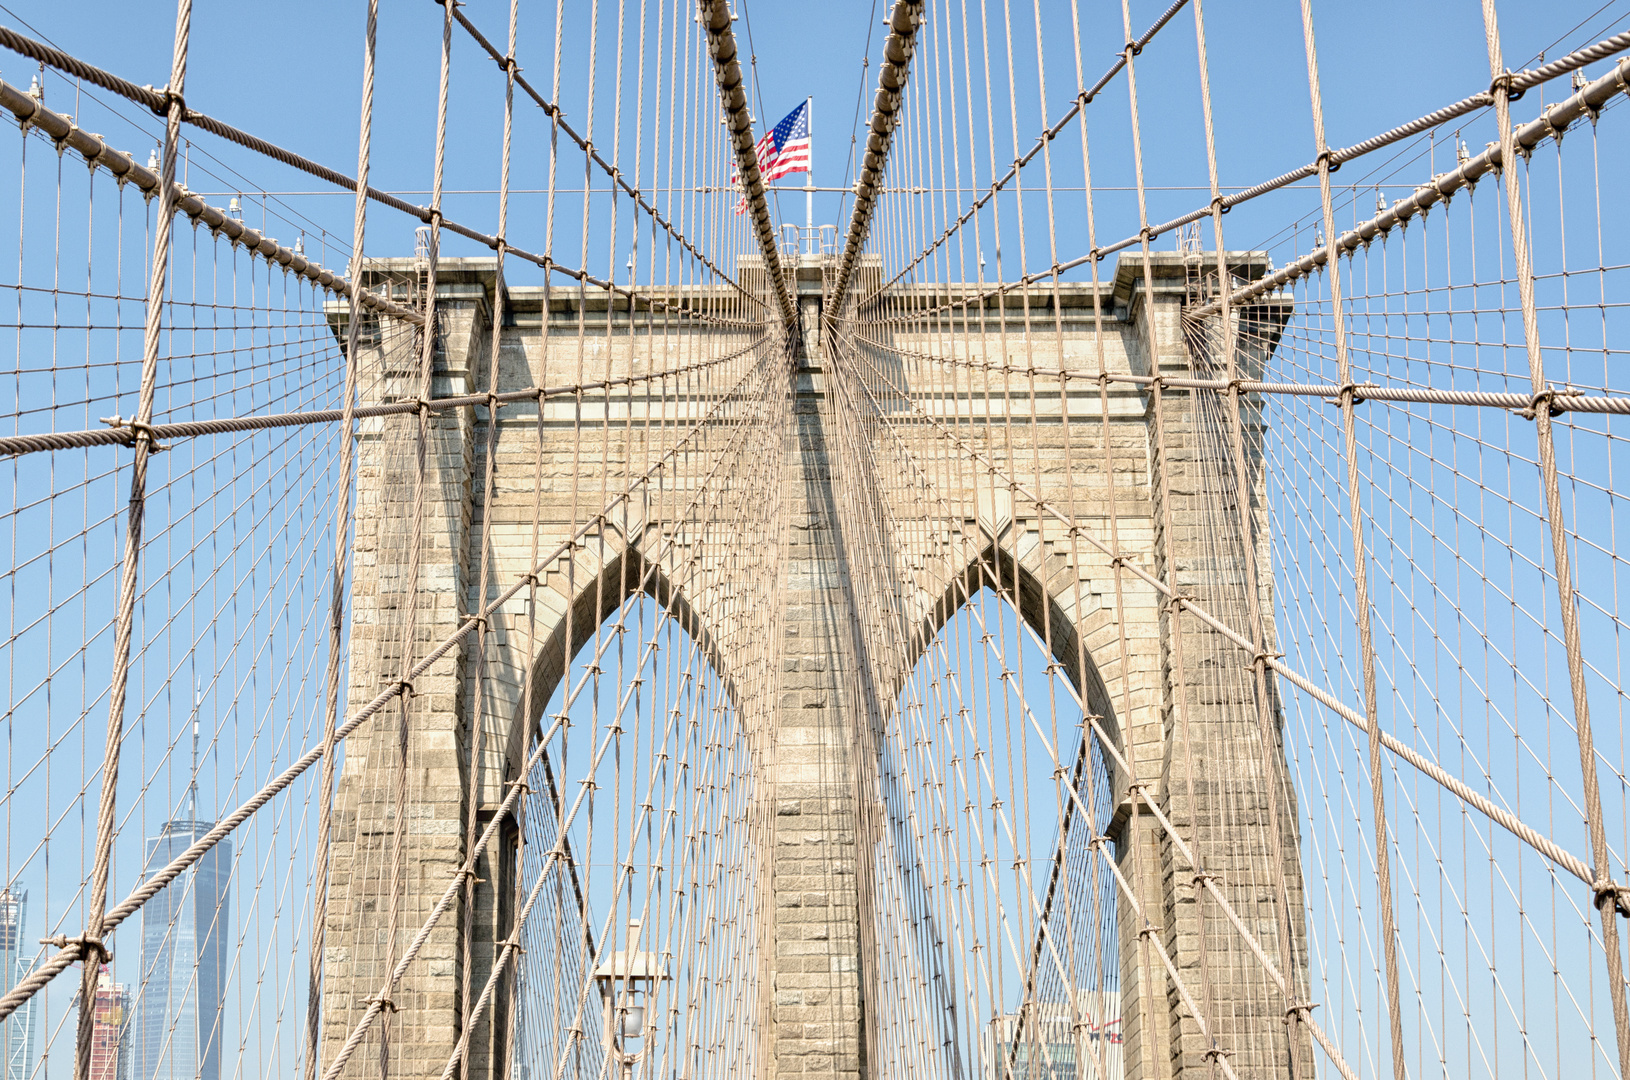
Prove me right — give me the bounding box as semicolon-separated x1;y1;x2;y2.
1326;382;1377;408
1594;879;1630;917
140;84;185;118
1521;386;1582;420
40;934;110;963
99;414;168;453
1284;1001;1320;1025
1487;69;1524;104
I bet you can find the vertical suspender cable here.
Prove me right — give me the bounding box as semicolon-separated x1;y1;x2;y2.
306;5;380;1077
1295;5;1406;1079
73;3;191;1080
827;0;924;318
1477;3;1630;1075
696;0;796;330
1193;1;1313;1074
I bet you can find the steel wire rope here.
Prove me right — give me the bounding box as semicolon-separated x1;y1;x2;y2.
826;314;1368;1079
0;328;776;1027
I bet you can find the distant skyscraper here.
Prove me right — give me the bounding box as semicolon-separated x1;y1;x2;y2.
982;997;1121;1080
134;695;231;1080
82;964;131;1080
0;887;37;1080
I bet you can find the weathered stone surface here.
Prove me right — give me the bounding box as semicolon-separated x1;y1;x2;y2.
323;252;1310;1080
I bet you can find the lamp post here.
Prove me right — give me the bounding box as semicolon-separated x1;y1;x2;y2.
592;920;669;1080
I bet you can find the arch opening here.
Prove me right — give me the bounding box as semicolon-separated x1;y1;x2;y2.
870;580;1124;1080
508;583;764;1080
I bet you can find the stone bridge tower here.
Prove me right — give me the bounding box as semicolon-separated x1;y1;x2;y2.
320;252;1311;1080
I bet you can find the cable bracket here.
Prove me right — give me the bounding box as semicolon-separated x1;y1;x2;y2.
1284;1001;1321;1025
1487;69;1524;103
99;414;168;453
1521;386;1583;419
141;84;185;118
1594;879;1630;917
40;934;110;962
1326;382;1377;407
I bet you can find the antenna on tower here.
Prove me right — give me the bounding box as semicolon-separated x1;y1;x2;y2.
188;682;202;820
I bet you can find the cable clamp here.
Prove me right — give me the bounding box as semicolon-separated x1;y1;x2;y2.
498;936;526;956
1202;1046;1232;1063
1488;69;1524;104
1326;382;1376;407
1608;58;1630;100
1165;593;1197;613
1253;649;1285;668
1315;148;1342;174
99;414;168;453
1225;378;1246;396
1210;194;1230;216
40;934;110;962
1520;386;1582;419
1123;39;1143;58
463;612;490;631
392;678;416;699
1284;1001;1320;1025
366;994;399;1014
1594;879;1630;917
1191;870;1220;886
141;84;185;118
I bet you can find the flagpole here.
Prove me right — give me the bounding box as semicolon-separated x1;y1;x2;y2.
804;96;813;254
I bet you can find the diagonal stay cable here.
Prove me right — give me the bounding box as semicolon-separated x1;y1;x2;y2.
0;76;419;324
1187;52;1630;319
696;0;796;328
0;343;779;1028
830;323;1599;889
0;20;763;312
0;337;768;457
319;350;787;1080
827;0;926;316
869;36;1630;327
863;0;1189;302
444;2;757;305
867;24;1630;306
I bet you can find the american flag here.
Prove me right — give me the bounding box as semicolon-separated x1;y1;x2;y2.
733;100;811;215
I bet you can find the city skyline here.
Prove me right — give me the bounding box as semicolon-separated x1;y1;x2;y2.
0;887;37;1080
